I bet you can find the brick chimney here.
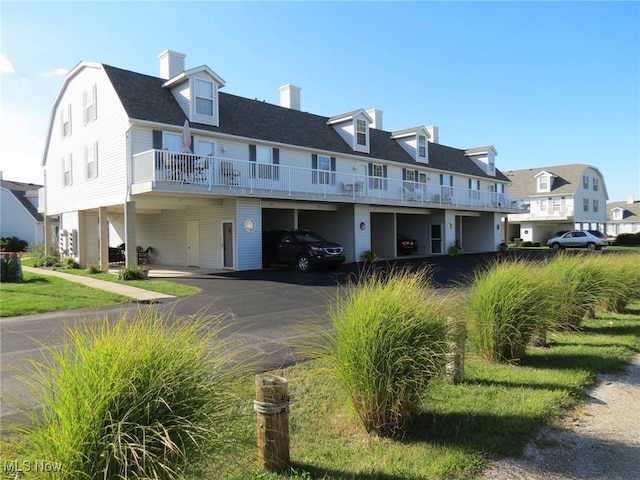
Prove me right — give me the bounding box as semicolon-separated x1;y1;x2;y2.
279;84;301;110
158;50;186;80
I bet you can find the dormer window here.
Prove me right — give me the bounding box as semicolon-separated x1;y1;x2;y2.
613;209;623;220
195;79;214;116
356;119;367;146
418;135;427;158
488;152;495;173
538;175;549;191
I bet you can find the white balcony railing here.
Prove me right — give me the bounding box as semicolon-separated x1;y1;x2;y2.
132;149;528;212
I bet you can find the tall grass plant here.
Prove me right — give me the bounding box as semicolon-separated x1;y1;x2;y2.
6;309;249;479
466;259;556;363
308;267;451;437
595;252;640;313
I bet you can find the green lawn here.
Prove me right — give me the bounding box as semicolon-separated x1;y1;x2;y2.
1;269;200;317
208;305;640;480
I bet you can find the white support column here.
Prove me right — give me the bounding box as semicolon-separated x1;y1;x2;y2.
99;207;109;271
124;201;137;266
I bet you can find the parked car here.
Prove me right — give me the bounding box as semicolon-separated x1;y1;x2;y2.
397;234;418;255
546;230;608;251
262;229;346;272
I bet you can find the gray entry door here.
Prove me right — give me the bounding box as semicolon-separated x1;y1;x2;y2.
223;222;234;268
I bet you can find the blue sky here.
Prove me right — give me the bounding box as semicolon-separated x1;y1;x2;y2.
1;1;638;201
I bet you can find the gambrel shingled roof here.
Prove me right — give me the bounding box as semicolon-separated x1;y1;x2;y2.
503;164;599;197
102;64;509;182
607;200;640;221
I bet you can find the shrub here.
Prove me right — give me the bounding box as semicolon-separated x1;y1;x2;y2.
311;267;450;437
63;257;80;269
361;249;378;263
1;236;28;252
86;263;102;274
613;232;640;246
116;265;148;281
6;310;248;479
466;259;556;363
1;251;23;283
33;255;61;267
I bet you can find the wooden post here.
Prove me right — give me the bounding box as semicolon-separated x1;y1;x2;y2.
446;317;466;384
254;374;290;472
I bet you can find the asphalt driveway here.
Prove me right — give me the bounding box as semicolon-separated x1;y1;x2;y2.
1;251;550;426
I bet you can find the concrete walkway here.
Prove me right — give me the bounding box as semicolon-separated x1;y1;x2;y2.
21;266;176;302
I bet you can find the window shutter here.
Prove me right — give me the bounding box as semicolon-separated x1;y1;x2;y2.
152;130;163;168
414;170;418;182
440;174;444;186
368;163;373;189
330;157;336;185
92;84;97;121
402;168;407;181
383;165;388;190
83;92;87;124
273;148;279;180
249;145;256;178
152;130;163;149
311;154;318;184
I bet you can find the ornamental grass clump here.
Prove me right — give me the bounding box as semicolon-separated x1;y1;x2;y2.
596;253;640;313
6;309;248;479
315;267;451;437
543;253;613;327
466;259;556;363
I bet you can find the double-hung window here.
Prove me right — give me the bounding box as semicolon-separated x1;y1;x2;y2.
85;142;98;179
370;163;385;190
62;154;72;186
356;119;367;146
593;177;599;191
418;135;426;158
83;85;97;124
440;174;453;198
60;104;72;138
593;199;599;212
317;155;331;185
583;198;589;212
195;79;214;117
468;179;480;199
583;175;589;189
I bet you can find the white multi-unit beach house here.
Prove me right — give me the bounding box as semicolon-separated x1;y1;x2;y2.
504;164;609;244
40;50;525;271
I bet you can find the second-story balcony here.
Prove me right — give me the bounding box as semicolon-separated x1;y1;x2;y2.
131;150;528;213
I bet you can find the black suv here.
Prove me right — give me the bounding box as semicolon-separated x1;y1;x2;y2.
262;229;346;272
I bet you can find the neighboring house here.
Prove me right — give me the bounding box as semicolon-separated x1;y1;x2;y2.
504;164;609;244
606;196;640;236
41;50;524;271
0;178;45;246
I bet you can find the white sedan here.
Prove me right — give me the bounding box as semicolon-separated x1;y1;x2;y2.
547;230;608;251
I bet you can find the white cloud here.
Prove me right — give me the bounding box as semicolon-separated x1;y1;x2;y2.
39;68;68;77
0;54;16;74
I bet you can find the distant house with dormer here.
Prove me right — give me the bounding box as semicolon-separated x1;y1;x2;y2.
0;178;45;245
40;49;525;270
606;196;640;237
503;164;608;244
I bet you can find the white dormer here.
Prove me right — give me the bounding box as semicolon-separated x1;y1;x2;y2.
327;109;373;154
159;51;225;127
611;206;625;221
390;126;430;164
465;146;498;176
534;170;556;193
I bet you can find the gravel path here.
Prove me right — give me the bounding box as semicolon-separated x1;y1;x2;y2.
480;355;640;480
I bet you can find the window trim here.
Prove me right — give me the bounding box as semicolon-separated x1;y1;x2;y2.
62;154;72;187
84;142;98;179
194;78;214;117
83;84;97;124
356;118;367;146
